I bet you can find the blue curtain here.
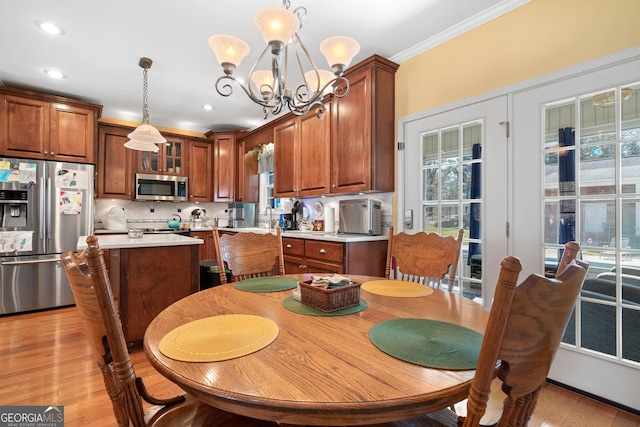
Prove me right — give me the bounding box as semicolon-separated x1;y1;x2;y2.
558;127;576;245
467;143;481;265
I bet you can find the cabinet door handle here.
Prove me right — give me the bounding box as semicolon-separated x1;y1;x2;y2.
286;244;292;248
50;152;55;155
319;249;326;254
44;151;48;155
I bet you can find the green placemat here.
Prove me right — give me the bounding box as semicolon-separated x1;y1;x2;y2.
283;296;368;316
233;277;299;292
369;318;483;370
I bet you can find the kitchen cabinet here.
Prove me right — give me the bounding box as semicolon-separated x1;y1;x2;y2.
0;86;101;163
188;138;213;202
282;236;388;276
274;103;330;198
97;124;134;199
210;131;236;202
331;55;398;194
135;135;185;175
191;230;215;261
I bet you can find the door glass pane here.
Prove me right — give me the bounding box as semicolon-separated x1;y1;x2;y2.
580;144;615;195
545;82;640;365
422;131;439;166
441;164;459;201
423;168;438;201
420;120;482;299
622;307;640;363
621;85;640;140
581;300;616;356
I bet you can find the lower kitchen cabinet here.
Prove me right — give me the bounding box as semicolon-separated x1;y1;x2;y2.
191;230;215;261
283;237;387;277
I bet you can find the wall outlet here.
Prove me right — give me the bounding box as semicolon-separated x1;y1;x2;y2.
150;208;154;213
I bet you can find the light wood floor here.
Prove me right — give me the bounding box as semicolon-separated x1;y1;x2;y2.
1;306;639;427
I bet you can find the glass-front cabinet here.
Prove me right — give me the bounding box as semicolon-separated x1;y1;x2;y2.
136;137;185;175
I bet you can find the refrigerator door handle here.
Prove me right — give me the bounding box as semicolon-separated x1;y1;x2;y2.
46;177;52;242
1;257;61;266
39;176;46;239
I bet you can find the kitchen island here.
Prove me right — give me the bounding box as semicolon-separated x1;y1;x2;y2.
77;234;203;343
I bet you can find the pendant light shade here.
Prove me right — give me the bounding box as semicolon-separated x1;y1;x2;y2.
124;57;165;152
320;36;360;72
253;7;300;45
208;35;251;71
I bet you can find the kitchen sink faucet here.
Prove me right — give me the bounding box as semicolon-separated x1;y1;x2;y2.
265;205;275;229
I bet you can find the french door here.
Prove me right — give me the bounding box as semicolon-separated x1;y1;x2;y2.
399;96;509;307
512;53;640;410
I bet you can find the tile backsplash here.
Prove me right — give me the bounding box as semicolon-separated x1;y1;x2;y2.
96;192;393;234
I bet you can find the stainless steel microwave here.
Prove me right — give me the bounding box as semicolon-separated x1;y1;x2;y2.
135;173;188;202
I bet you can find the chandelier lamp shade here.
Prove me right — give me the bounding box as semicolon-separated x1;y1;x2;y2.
208;0;360;118
124;57;165;152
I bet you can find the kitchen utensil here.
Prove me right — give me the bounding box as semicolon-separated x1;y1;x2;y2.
167;214;181;228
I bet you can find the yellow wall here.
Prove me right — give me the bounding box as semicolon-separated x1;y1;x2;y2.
396;0;640;119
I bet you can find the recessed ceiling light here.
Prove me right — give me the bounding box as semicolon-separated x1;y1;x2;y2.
36;21;63;35
44;69;65;79
203;104;214;111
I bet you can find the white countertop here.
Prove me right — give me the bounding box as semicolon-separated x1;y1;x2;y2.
93;226;387;243
77;234;203;250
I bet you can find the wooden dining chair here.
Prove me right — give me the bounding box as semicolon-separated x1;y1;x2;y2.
212;226;285;284
385;226;464;291
373;242;589;427
61;236;278;427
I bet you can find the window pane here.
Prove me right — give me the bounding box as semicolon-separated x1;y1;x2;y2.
544;201;559;244
441;127;459;163
440;204;459;230
621;141;640;194
441;164;459;201
422;131;439;166
621;199;640;250
580;200;615;248
621;84;640;140
423;168;438;201
622;307;640;363
580;91;616;144
580;300;616;356
423;205;439;233
580;144;615;195
545;101;575;148
462;121;481;161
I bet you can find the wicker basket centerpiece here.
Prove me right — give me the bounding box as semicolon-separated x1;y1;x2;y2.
298;279;361;312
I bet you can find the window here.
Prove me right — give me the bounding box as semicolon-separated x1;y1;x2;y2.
421;120;483;297
543;83;640;364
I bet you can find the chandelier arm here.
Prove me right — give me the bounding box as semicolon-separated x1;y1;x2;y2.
215;75;277;109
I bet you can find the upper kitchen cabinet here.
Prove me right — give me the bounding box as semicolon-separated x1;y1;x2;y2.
238;127;269;203
0;86;102;163
274;103;331;198
187;138;213;202
207;130;238;203
134;136;186;175
331;55;399;194
97;124;134;199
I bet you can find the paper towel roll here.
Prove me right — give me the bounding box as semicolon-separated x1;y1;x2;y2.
325;207;335;233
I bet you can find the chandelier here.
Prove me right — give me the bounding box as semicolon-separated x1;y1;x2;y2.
208;0;360;119
124;57;165;152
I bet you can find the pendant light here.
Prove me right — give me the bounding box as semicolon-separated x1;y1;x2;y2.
124;57;165;152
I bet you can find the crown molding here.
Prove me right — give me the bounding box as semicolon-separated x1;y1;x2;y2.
390;0;531;64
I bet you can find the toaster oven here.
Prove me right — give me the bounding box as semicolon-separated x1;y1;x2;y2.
338;198;382;235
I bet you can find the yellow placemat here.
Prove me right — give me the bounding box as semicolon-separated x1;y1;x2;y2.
159;314;279;362
361;280;434;297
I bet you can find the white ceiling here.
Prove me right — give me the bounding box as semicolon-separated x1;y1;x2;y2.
0;1;527;134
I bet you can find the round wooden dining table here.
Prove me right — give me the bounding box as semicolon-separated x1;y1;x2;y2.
143;274;489;426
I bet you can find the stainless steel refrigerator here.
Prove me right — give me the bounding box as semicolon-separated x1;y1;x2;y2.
0;159;94;314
